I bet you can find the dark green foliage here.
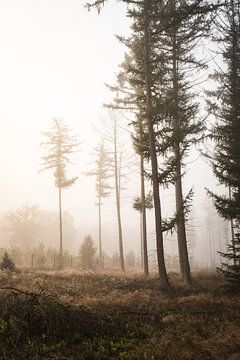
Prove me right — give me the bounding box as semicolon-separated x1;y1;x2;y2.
207;0;240;289
0;252;16;272
151;0;208;175
207;2;240;214
109;0;211;180
107;1;212;268
162;188;194;233
218;228;240;291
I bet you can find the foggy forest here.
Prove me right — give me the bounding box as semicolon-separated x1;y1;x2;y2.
0;0;240;359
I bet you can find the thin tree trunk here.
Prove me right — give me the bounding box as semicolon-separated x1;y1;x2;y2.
229;186;236;265
58;186;63;270
98;195;103;263
113;116;125;272
208;206;213;267
172;0;191;284
211;218;216;266
140;211;143;269
143;0;169;288
57;125;64;271
140;153;149;276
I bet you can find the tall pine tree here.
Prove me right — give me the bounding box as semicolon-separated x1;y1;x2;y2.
86;140;111;263
106;0;212;284
207;0;240;290
40;119;79;269
154;0;213;284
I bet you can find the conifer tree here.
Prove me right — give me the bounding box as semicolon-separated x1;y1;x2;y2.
0;252;16;272
87;140;111;263
79;234;97;269
87;0;216;287
86;0;169;288
118;1;170;286
156;0;213;284
131;0;170;286
96;113;127;272
113;0;214;284
40;119;79;269
106;52;152;277
207;0;240;290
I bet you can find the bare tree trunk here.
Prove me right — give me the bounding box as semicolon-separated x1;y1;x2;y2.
58;186;63;270
175;161;191;284
98;195;103;263
57;125;64;271
172;0;191;284
113;116;125;272
140;154;149;276
229;186;236;265
207;203;214;267
140;211;144;269
143;0;169;288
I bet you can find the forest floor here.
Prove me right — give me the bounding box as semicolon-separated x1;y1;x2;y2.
0;269;240;360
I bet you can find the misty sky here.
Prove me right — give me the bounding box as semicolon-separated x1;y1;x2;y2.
0;0;129;207
0;0;223;260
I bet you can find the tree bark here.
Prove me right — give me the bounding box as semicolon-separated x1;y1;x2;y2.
175;160;191;284
113;115;125;272
143;0;169;288
228;0;237;267
172;0;191;285
229;186;236;266
140;154;149;276
140;211;143;269
58;186;63;270
98;195;103;263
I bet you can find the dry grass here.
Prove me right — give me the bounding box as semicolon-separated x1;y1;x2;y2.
0;270;240;359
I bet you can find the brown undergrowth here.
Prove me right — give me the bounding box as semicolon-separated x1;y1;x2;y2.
0;270;239;359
